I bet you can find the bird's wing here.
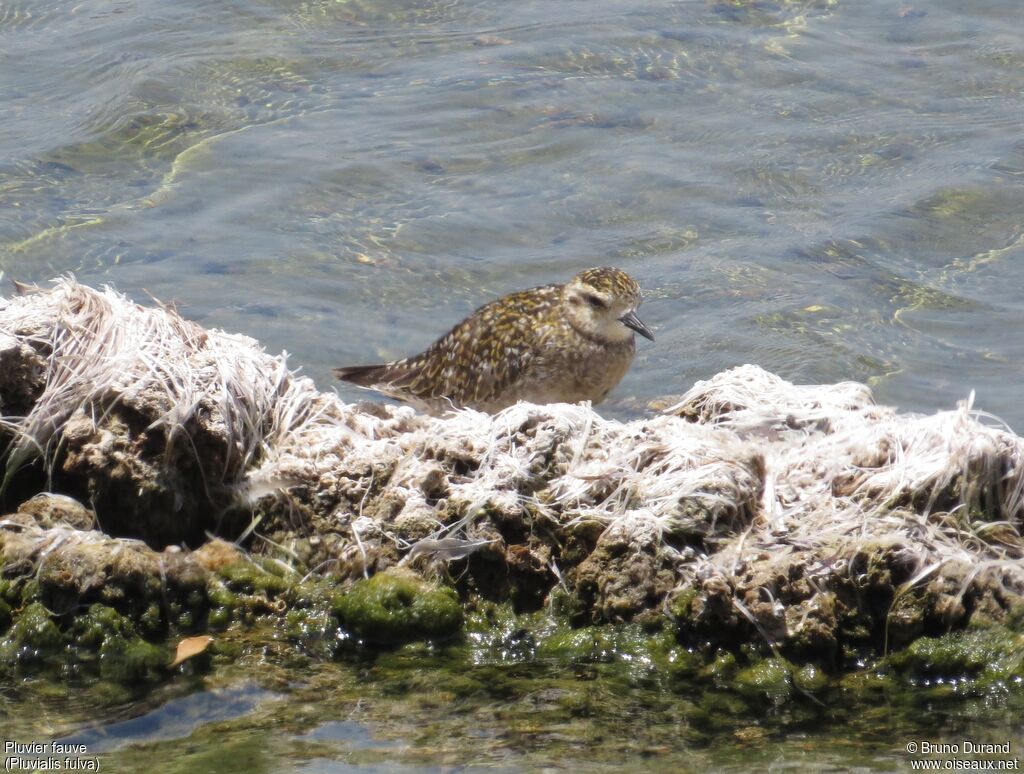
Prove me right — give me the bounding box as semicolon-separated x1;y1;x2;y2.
334;284;561;409
394;285;561;407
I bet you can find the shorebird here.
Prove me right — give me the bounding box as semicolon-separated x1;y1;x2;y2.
334;267;654;413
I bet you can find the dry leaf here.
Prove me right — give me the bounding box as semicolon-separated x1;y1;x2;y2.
169;635;212;667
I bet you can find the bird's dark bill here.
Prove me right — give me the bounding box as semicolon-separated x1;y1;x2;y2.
619;310;654;341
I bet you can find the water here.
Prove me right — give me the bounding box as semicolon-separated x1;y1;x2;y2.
2;0;1024;767
2;0;1022;424
6;637;1024;773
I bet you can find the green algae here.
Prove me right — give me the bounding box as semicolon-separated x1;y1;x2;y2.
0;601;62;663
284;604;338;655
332;569;462;645
98;634;167;681
5;544;1024;716
70;603;135;649
139;601;164;638
884;627;1024;693
217;560;292;596
668;585;698;620
536;626;622;662
206;560;312;629
67;603;169;681
207;604;232;630
837;669;898;697
5;598;1024;771
700;650;738;684
734;657;794;703
0;598;173;682
207;577;238;609
533;620;693;682
0;579;14;604
794;662;829;693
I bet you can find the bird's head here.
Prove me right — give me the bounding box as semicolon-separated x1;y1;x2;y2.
563;267;654;343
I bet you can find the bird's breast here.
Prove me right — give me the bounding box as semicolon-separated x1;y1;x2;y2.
513;335;634;406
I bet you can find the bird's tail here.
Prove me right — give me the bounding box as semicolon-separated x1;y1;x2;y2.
333;364;391;387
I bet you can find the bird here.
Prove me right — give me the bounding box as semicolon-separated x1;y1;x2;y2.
333;267;654;414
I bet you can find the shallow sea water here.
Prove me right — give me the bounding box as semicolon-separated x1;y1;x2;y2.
5;634;1024;773
2;0;1024;768
3;0;1023;423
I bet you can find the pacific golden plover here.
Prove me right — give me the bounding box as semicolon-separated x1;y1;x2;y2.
334;267;654;413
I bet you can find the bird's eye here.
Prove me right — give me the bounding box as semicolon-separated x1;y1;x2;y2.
583;294;607;309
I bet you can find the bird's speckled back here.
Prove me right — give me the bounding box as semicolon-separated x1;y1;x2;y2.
334;267;650;413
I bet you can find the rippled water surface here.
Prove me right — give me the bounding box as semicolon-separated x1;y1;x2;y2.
2;0;1022;423
2;0;1024;768
6;638;1024;773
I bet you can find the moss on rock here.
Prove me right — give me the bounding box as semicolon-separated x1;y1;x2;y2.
0;602;62;663
6;280;1024;707
69;603;135;650
217;560;291;596
734;657;794;703
332;569;462;645
885;627;1024;691
793;662;829;693
98;633;167;681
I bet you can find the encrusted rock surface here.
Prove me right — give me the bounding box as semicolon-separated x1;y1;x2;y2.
1;279;1024;665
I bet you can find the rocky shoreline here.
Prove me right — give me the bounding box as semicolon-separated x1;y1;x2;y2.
2;279;1023;695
